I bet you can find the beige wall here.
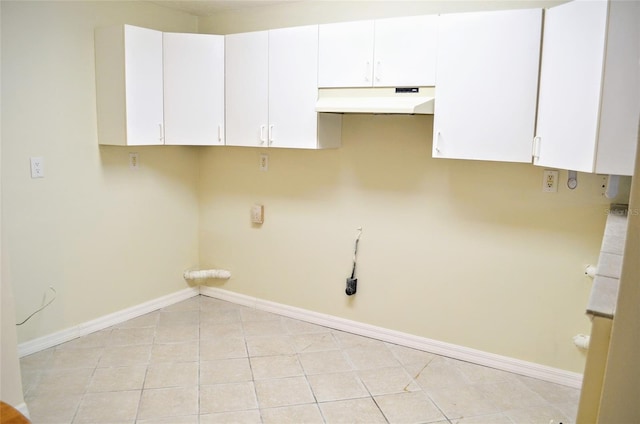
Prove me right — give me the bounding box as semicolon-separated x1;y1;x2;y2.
198;114;618;372
1;1;201;345
198;0;566;33
1;3;26;409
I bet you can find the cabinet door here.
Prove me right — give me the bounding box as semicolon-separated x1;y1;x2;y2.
373;15;438;87
318;20;375;88
534;0;607;172
432;9;542;163
163;33;225;146
268;25;319;149
123;25;164;145
225;31;269;147
535;0;639;176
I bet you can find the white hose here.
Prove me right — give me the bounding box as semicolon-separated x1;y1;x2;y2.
183;269;231;280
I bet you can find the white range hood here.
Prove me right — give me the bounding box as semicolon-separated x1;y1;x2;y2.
315;87;435;114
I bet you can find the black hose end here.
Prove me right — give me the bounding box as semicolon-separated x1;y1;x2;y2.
346;278;357;296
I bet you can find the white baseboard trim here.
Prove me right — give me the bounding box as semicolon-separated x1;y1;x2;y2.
15;402;30;420
18;287;199;357
200;286;583;389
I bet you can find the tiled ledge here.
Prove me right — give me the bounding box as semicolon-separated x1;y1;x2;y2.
586;205;629;319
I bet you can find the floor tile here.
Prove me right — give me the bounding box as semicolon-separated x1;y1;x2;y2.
386;342;436;367
292;332;339;353
200;321;244;339
49;347;103;370
504;404;574;424
137;387;198;420
86;365;146;392
242;320;287;337
32;367;93;395
144;362;198;388
240;308;280;322
74;390;140;423
137;415;198;424
261;404;325;424
20;349;54;373
254;376;315;408
333;331;385;349
250;354;304;380
426;384;500;419
200;382;258;414
451;413;514;423
99;344;152;367
455;360;516;385
307;371;369;402
344;345;400;370
517;375;581;405
200;358;253;385
412;356;471;390
158;310;199;327
150;341;198;363
109;327;155;346
200;309;242;325
357;366;420;395
282;318;329;335
25;392;82;423
318;397;388;423
200;337;247;360
199;410;262;424
479;380;547;410
246;334;296;356
154;324;198;343
375;391;447;423
20;296;581;424
299;350;353;375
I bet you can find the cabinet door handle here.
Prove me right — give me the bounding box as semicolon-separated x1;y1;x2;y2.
217;125;223;143
159;123;164;143
260;125;267;144
365;61;371;82
532;136;541;161
268;125;274;145
435;131;441;153
375;61;381;82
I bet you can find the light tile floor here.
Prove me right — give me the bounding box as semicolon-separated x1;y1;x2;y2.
20;296;580;423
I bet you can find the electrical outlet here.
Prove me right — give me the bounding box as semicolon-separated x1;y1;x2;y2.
260;154;268;172
543;170;559;192
129;152;139;170
251;204;264;224
30;157;44;178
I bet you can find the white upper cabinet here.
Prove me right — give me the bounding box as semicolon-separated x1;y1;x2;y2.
318;15;438;88
534;0;639;176
226;25;341;149
318;20;375;88
268;26;322;149
163;33;225;146
225;31;269;147
95;25;164;146
95;25;224;146
432;9;542;163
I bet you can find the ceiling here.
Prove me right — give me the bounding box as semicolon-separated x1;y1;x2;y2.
148;0;298;16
